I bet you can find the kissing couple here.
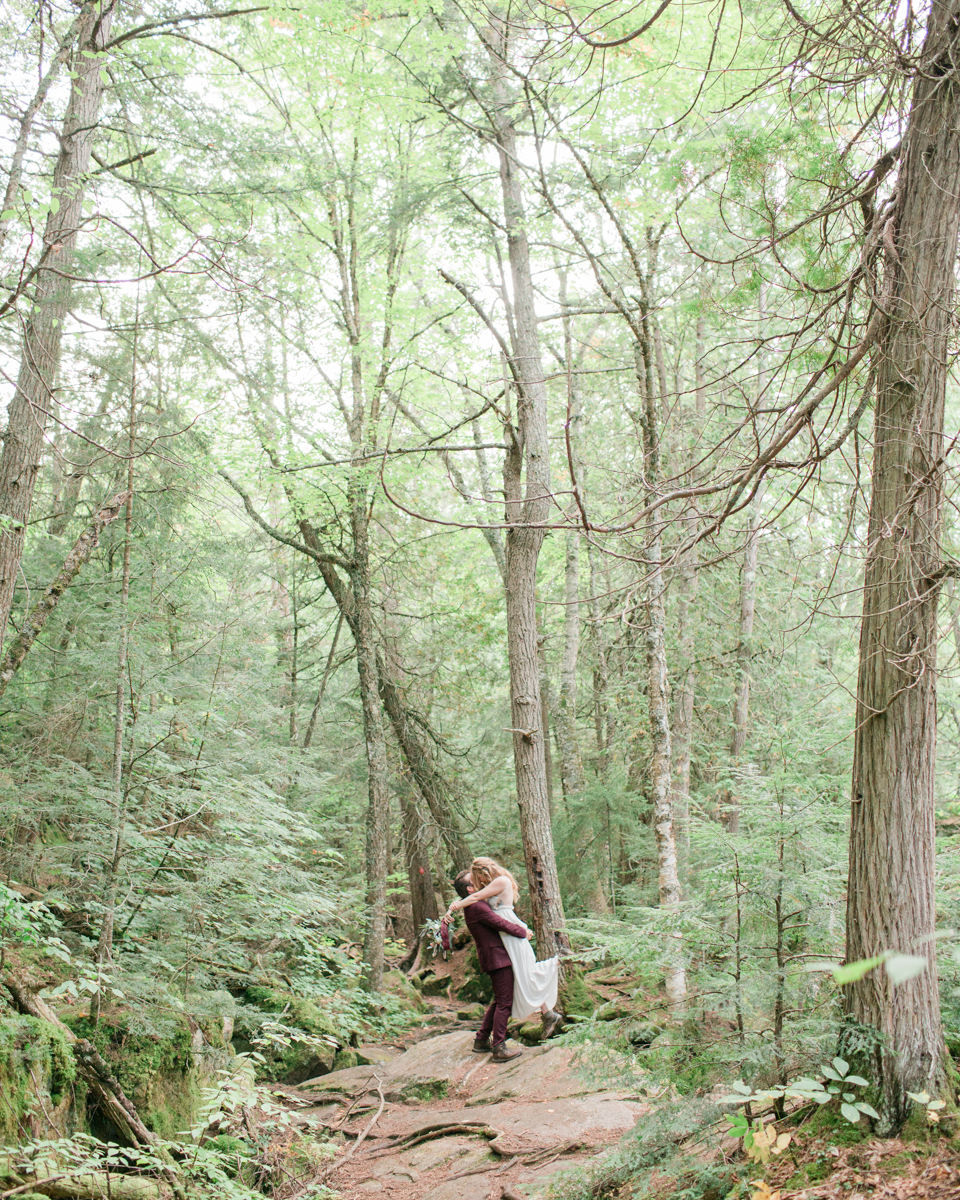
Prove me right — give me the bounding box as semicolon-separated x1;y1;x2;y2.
441;856;562;1062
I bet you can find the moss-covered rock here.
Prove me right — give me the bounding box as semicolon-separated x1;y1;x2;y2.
455;948;493;1005
0;1015;76;1144
559;968;595;1018
65;1014;227;1141
332;1047;359;1071
420;972;453;998
238;987;341;1083
381;970;428;1013
595;1000;634;1022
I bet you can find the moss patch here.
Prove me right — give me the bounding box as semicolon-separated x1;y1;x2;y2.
559;969;595;1018
0;1015;77;1144
66;1014;203;1140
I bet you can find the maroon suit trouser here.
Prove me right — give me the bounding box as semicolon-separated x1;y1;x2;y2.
477;965;514;1045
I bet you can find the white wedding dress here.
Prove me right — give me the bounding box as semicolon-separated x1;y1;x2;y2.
490;895;559;1020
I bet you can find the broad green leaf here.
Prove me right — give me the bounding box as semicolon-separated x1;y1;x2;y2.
821;1066;842;1081
855;1103;880;1119
832;1057;849;1076
884;954;928;984
831;954;887;983
845;1075;869;1087
840;1103;861;1123
907;1091;931;1104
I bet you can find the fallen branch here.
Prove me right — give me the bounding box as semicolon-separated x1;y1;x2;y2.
0;492;130;696
4;1171;171;1200
321;1080;386;1179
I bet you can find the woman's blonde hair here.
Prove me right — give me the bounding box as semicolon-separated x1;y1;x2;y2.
470;856;519;903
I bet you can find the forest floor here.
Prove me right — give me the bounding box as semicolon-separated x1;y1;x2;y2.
268;997;960;1200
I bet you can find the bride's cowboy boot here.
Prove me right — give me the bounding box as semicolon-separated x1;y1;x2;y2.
490;1041;522;1062
540;1009;563;1040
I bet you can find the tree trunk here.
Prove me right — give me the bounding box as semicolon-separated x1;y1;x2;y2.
92;364;136;1022
671;545;697;857
556;526;585;803
556;310;585;805
637;315;685;1008
671;311;707;850
400;790;439;938
726;491;763;834
0;491;128;696
351;487;392;993
484;14;567;955
0;0;116;651
845;0;960;1132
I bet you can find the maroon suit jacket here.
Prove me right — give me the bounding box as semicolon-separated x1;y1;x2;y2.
463;900;528;973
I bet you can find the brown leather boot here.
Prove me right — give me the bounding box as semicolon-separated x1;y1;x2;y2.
472;1036;492;1053
490;1041;522;1063
540;1009;563;1040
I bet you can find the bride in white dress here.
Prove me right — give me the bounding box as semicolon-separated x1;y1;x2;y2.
446;856;561;1031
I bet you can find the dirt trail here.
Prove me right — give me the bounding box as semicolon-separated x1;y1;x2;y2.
287;998;648;1200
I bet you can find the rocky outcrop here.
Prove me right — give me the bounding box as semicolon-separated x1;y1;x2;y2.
301;1029;650;1199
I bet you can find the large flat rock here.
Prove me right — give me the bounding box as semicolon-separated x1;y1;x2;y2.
304;1030;631;1109
302;1032;478;1102
377;1094;646;1153
465;1042;601;1104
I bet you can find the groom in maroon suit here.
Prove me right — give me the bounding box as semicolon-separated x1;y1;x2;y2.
448;869;530;1062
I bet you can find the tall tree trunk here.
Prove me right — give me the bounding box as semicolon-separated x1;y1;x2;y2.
638;308;685;1008
92;372;136;1023
484;14;567;955
845;0;960;1132
671;313;707;851
351;487;392;993
556;297;585;805
0;0;116;651
587;539;614;777
671;546;697;856
727;283;768;834
556;526;585;803
726;492;763;834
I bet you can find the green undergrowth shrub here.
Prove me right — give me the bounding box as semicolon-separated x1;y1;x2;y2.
547;1097;731;1200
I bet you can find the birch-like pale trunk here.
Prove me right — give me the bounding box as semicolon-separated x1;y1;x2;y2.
92;352;136;1024
670;314;707;852
637;316;685;1008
